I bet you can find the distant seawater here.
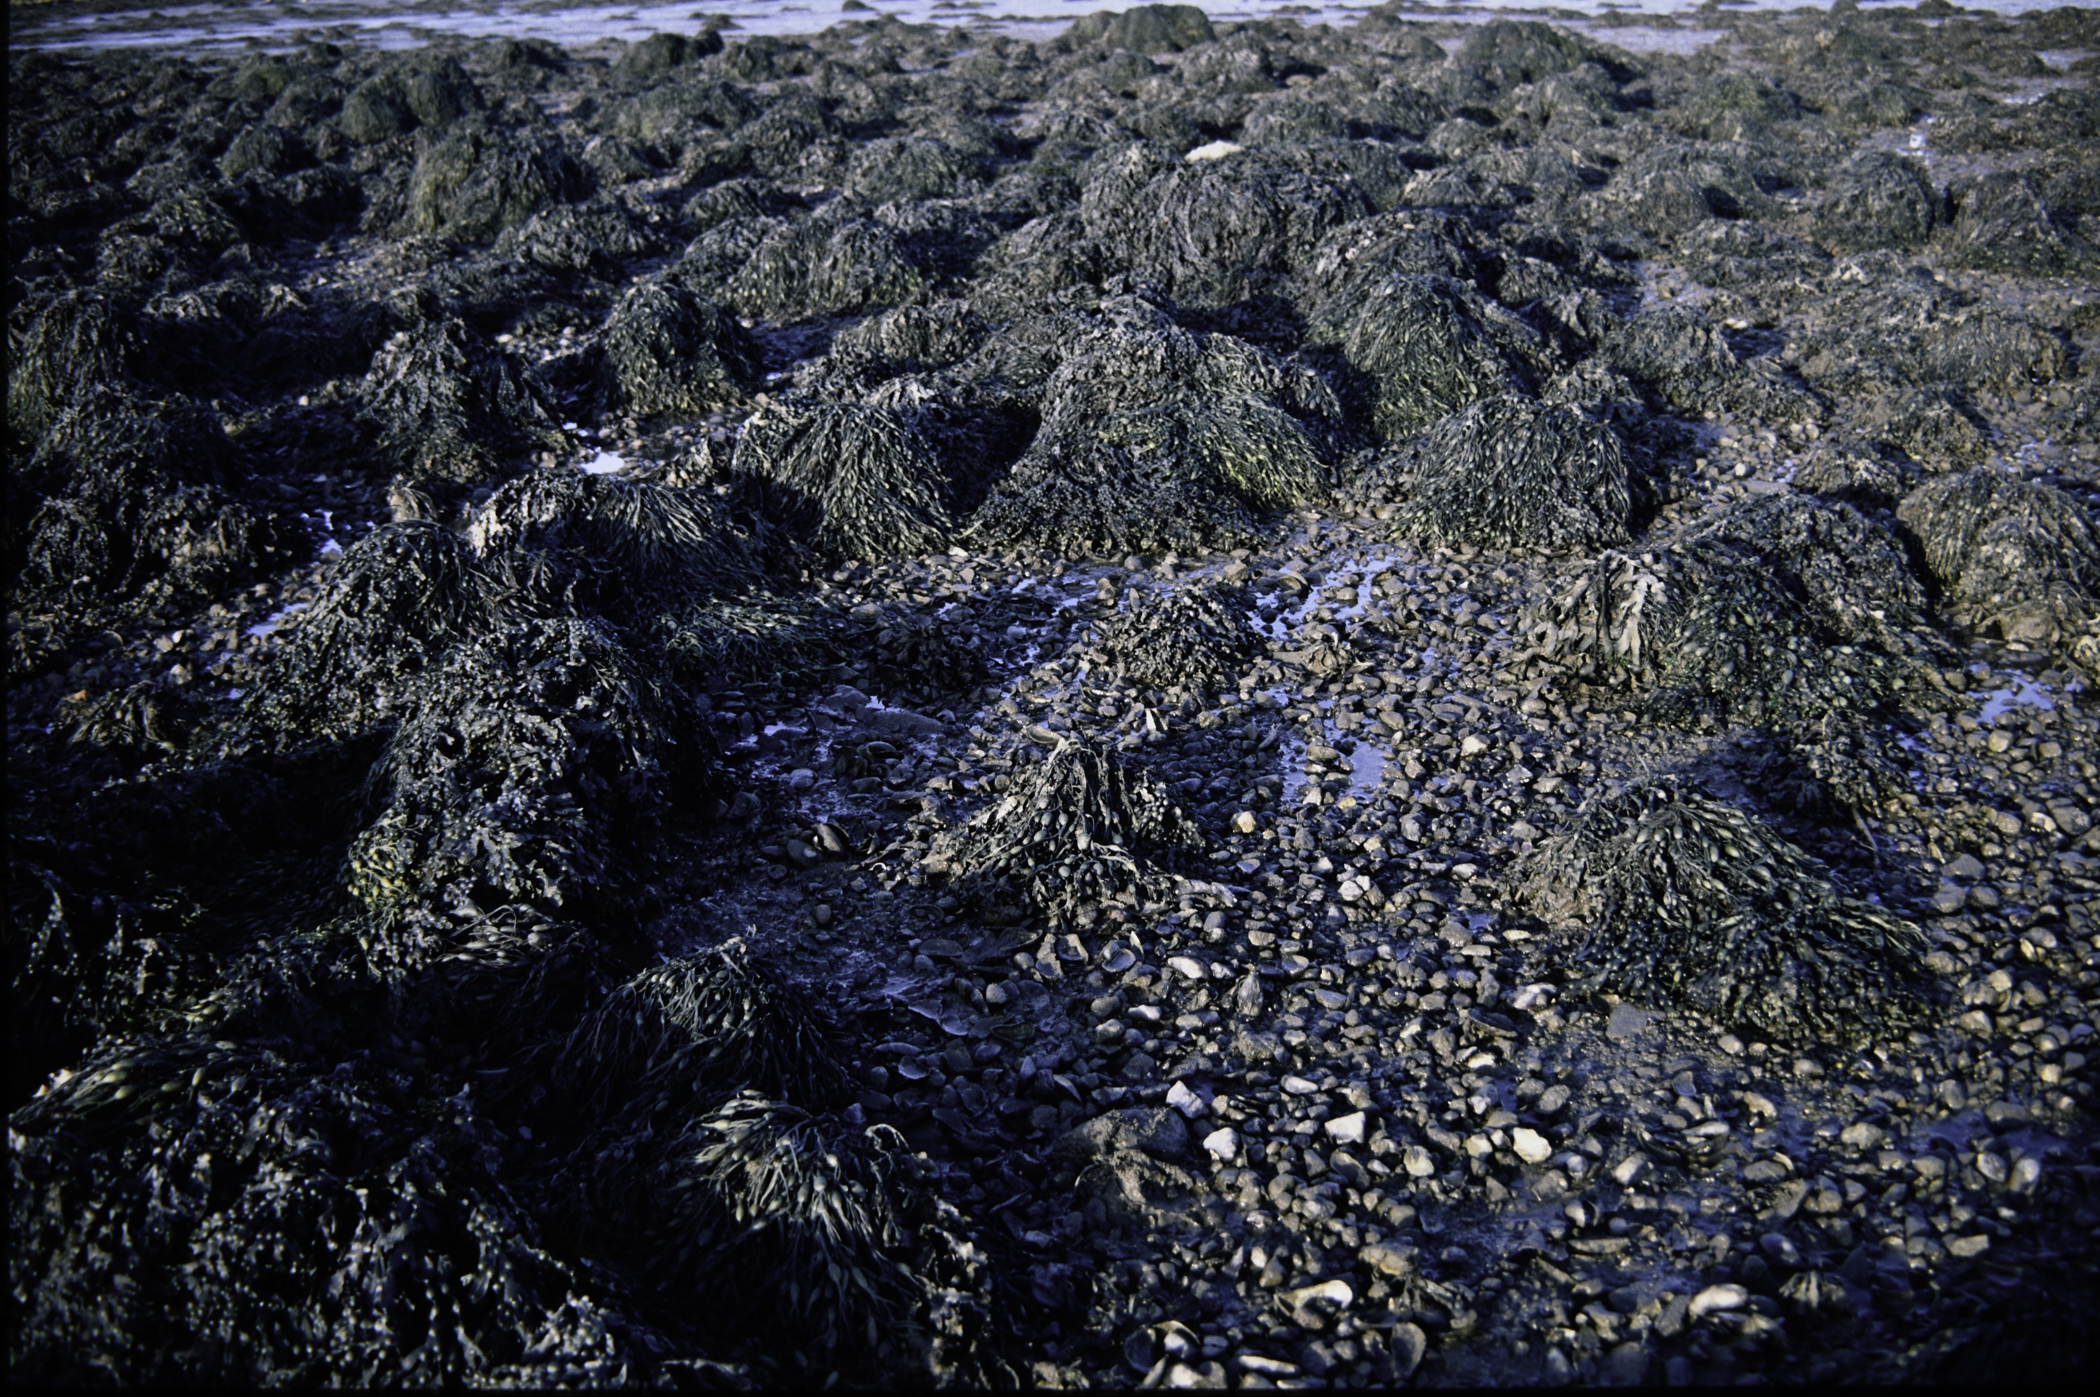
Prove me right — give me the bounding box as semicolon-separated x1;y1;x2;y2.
9;0;2076;56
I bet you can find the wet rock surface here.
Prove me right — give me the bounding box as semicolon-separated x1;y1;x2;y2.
8;6;2100;1389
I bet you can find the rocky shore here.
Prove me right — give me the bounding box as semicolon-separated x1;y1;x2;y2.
9;2;2100;1387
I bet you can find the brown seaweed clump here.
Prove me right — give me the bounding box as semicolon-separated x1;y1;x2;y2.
1520;779;1926;1044
596;281;760;415
9;1035;693;1387
923;739;1204;929
357;318;567;483
730;400;958;560
1091;579;1262;693
1523;494;1939;732
1898;469;2100;672
1392;396;1630;552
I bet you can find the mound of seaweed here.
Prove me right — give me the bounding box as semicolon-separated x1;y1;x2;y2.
239;522;498;745
552;939;844;1119
1076;141;1373;306
923;739;1203;929
1091;579;1262;692
731;400;958;560
9;1035;697;1387
1302;272;1546;441
342;616;710;952
537;944;994;1381
1522;494;1937;731
356;318;567;483
1898;469;2100;656
9;290;138;440
966;309;1343;554
465;469;764;615
10;387;292;676
1519;779;1926;1043
597;281;759;415
1391;396;1630;551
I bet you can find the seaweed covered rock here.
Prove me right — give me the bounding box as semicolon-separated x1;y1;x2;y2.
9;290;137;439
652;595;845;687
1609;301;1737;394
923;738;1203;928
1077;142;1374;305
1519;779;1925;1043
344;616;708;943
11;388;292;674
1943;171;2100;277
491;200;661;274
10;1035;688;1386
1452;19;1590;87
1392;396;1629;552
844;135;981;203
401;124;587;242
357;318;567;482
239;521;499;744
731;400;957;560
1813;151;1938;254
1522;495;1937;732
1898;470;2100;649
1066;5;1214;55
828;300;987;380
966;312;1342;554
1092;579;1261;691
553;940;844;1120
649;1093;981;1371
1303;273;1543;440
466;469;763;614
597;281;759;416
721;210;929;320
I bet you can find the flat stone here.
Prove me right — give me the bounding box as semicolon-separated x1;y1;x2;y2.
1281;1278;1353;1329
1231;810;1259;833
1167;955;1208;981
1323;1111;1367;1145
1947;1234;1991;1258
1689;1284;1748;1319
1607;1003;1654;1040
1512;1127;1553;1164
1360;1242;1413;1277
1167;1081;1207;1118
1281;1075;1320;1096
1201;1126;1240;1161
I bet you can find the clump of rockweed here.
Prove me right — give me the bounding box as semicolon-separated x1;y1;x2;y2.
731;400;957;560
357;318;567;483
1391;396;1629;551
1091;579;1262;691
652;595;845;687
722;211;928;321
492;200;662;275
7;290;137;439
1519;779;1926;1043
1524;494;1940;732
341;617;707;958
62;679;196;758
659;1092;987;1375
465;470;764;615
826;299;987;379
400;123;586;241
1301;273;1544;440
924;739;1204;928
966;309;1342;554
240;522;499;745
1077;142;1373;305
597;281;760;415
9;1036;691;1387
552;939;845;1121
1898;470;2100;663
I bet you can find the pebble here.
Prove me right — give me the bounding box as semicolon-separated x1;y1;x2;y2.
1512;1127;1553;1164
1689;1284;1749;1319
1323;1111;1366;1145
